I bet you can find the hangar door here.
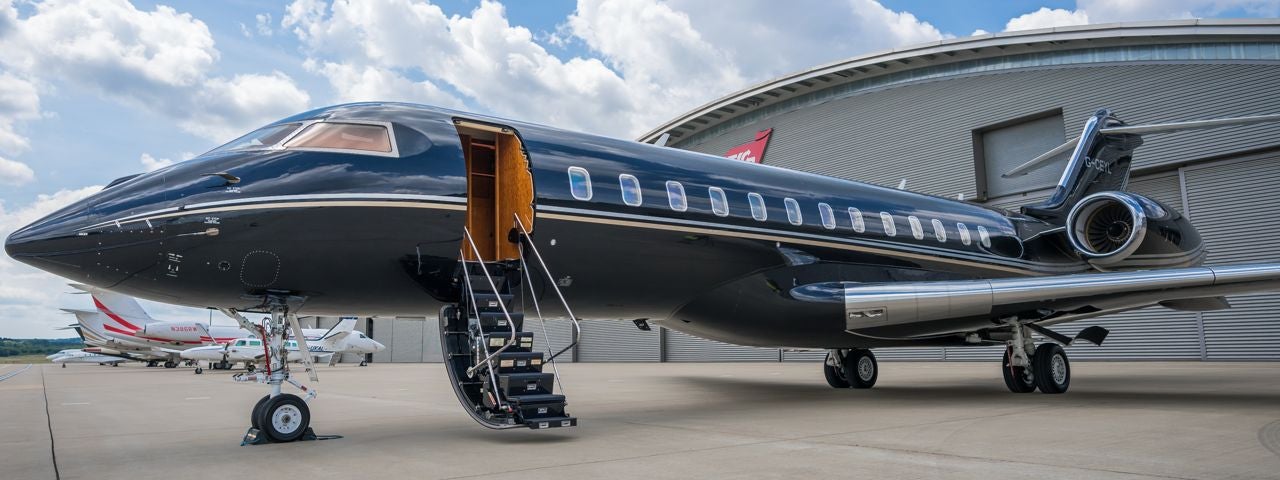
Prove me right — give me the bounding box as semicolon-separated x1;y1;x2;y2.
578;320;660;362
1186;153;1280;360
664;329;779;362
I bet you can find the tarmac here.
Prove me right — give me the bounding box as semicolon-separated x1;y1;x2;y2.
2;360;1280;479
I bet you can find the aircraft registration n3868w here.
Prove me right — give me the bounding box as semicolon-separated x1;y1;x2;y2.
7;102;1280;441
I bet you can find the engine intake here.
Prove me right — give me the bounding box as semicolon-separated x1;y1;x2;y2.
1065;191;1204;270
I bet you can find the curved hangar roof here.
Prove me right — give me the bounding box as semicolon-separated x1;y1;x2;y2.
640;19;1280;146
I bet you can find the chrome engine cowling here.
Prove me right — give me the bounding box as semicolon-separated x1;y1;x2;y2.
1065;191;1205;270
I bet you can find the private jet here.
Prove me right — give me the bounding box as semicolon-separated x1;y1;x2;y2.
8;102;1280;442
181;318;382;373
50;349;128;367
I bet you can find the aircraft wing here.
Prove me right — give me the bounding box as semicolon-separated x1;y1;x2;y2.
827;263;1280;339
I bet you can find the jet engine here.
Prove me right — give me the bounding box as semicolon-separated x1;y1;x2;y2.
1065;191;1205;270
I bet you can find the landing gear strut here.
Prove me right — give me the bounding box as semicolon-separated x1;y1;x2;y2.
1000;321;1070;394
823;349;878;389
223;299;321;444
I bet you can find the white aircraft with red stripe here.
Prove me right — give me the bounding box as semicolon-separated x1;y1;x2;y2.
73;284;355;349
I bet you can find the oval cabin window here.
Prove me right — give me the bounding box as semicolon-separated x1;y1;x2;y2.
818;203;836;230
848;208;865;233
880;212;897;237
709;187;729;217
784;198;802;226
619;174;642;206
568;167;592;201
931;219;947;242
957;223;972;245
748;193;767;221
666;181;687;212
908;216;924;240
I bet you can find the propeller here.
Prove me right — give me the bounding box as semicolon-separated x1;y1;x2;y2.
1001;112;1280;178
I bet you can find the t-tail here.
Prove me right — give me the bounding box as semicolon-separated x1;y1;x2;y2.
1004;109;1280;270
71;283;158;331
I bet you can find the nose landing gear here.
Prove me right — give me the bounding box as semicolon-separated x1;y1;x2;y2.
221;299;326;445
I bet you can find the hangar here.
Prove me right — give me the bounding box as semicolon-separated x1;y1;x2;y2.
366;19;1280;364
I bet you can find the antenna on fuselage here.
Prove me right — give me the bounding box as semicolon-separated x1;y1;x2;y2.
653;133;671;147
897;179;907;190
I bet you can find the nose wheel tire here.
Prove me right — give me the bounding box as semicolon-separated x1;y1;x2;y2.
194;367;203;375
255;394;311;443
1002;347;1036;393
823;353;850;388
359;360;368;367
842;349;878;389
1033;343;1070;394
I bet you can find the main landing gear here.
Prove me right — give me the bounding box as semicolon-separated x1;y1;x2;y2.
824;348;878;389
222;299;323;445
1001;322;1071;394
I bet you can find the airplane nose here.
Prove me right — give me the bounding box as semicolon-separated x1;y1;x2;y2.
374;341;386;352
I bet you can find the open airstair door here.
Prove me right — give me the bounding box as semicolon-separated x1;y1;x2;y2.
443;119;577;430
455;119;534;261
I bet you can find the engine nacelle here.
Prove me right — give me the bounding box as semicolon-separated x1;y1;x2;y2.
1065;191;1205;270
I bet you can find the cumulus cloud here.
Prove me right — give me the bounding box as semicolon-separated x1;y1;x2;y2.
0;71;40;155
0;185;101;337
0;155;34;185
139;153;173;171
181;72;312;142
285;0;946;138
1003;1;1280;32
0;0;309;145
256;13;275;36
1005;7;1091;31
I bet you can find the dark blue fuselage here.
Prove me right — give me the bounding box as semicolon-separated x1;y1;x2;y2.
6;103;1086;348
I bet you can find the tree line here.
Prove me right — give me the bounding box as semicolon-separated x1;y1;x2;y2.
0;338;82;357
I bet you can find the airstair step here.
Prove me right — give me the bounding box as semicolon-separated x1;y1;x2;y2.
495;351;544;373
467;275;505;293
483;331;534;353
525;416;577;429
470;293;514;313
498;372;555;396
478;312;523;333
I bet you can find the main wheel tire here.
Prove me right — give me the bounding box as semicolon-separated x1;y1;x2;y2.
843;349;878;389
163;361;177;369
246;364;255;373
1033;343;1070;394
256;394;310;443
823;353;850;388
194;367;203;375
250;395;271;431
1002;347;1036;393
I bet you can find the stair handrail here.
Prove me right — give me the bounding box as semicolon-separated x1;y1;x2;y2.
512;214;581;363
518;251;566;395
460;226;520;379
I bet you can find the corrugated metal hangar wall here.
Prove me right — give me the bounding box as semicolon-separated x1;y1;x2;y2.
368;32;1280;364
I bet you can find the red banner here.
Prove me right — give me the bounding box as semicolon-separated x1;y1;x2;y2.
724;128;772;164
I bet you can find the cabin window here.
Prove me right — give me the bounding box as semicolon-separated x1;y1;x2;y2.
284;122;394;154
666;181;687;212
908;216;924;240
784;198;802;225
848;207;865;233
880;212;897;237
568;167;592;201
748;193;767;221
977;226;992;248
818;203;836;230
957;223;972;245
931;219;947;242
619;174;642;206
249;340;261;346
234;340;246;346
709;187;729;217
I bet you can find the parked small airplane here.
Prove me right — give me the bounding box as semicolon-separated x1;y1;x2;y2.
180;318;382;373
49;349;128;367
8;103;1280;441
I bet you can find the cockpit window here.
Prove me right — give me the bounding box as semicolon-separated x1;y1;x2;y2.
209;123;303;154
284;122;394;154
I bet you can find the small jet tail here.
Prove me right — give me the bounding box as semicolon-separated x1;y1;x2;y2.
318;317;357;340
71;284;157;331
61;308;113;346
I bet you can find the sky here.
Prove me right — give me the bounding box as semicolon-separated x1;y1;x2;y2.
1;0;1278;338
